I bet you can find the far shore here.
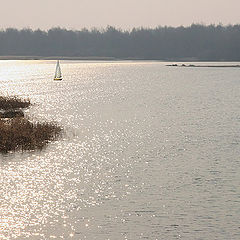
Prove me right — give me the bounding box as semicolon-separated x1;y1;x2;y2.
0;56;119;61
1;56;240;62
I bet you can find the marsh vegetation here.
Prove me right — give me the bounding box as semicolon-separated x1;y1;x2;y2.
0;96;62;153
0;96;30;110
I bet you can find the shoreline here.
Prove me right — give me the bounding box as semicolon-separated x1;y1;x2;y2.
0;56;119;61
0;56;240;62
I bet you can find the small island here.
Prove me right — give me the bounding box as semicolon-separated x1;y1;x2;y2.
0;96;62;153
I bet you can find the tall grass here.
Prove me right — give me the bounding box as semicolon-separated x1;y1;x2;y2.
0;95;63;153
0;96;30;110
0;117;62;153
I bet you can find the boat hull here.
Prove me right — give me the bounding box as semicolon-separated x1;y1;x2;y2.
54;78;62;81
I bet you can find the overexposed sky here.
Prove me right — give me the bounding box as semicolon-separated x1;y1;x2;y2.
0;0;240;30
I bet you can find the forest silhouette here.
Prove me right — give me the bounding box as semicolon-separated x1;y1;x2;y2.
0;24;240;60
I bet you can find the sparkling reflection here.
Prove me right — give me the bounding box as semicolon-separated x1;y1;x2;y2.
0;61;240;239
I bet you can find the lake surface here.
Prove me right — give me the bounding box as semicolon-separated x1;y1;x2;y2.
0;60;240;239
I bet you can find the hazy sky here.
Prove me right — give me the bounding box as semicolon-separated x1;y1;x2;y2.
0;0;240;30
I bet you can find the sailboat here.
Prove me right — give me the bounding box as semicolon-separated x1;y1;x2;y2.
54;60;63;80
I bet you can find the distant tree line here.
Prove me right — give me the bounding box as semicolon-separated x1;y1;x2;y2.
0;24;240;60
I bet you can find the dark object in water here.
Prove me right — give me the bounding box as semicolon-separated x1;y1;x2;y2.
167;64;240;68
0;109;24;118
166;64;178;66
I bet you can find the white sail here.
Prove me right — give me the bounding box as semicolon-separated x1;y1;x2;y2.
54;60;62;80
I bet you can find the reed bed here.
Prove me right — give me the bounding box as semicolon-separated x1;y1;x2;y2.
0;96;30;110
0;95;63;153
0;117;62;153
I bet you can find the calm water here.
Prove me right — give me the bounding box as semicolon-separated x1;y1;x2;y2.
0;61;240;239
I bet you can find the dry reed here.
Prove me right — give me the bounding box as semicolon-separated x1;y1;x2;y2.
0;117;62;153
0;96;30;110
